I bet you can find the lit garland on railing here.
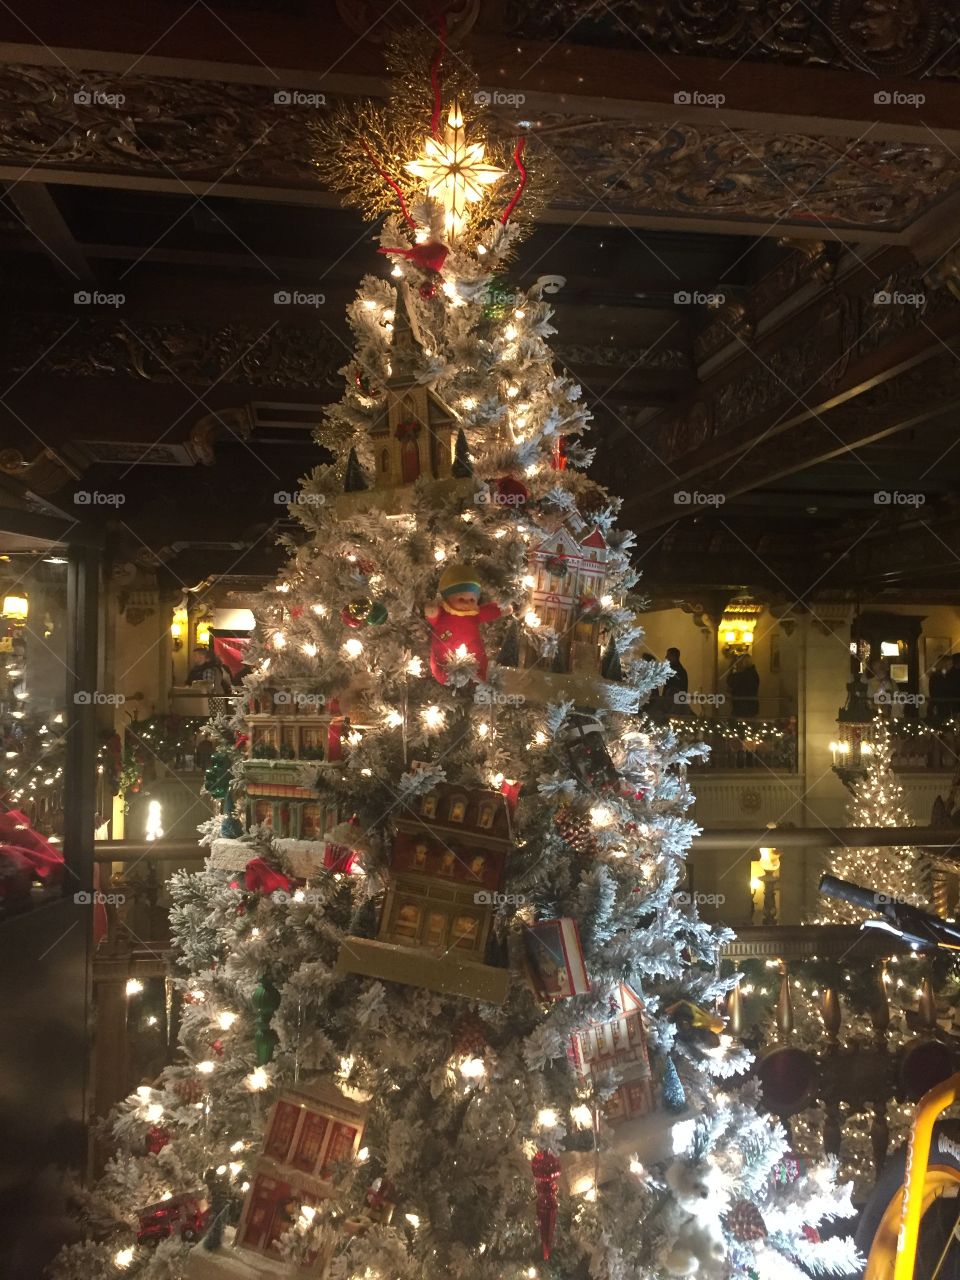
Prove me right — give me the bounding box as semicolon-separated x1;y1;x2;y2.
669;717;798;771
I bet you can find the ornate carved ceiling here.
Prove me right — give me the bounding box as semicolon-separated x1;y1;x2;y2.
0;60;956;234
505;0;958;81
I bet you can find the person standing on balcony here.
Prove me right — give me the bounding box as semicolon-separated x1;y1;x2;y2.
663;647;689;716
186;646;233;695
727;654;760;718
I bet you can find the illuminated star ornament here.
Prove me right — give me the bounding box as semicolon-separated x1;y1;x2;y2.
405;101;507;239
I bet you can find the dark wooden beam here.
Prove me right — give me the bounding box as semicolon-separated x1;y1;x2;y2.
5;183;94;284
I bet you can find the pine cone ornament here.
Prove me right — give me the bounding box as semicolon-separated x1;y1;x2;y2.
452;1012;489;1057
554;806;599;856
725;1200;767;1242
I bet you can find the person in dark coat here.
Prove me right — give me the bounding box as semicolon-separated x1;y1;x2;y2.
727;655;760;718
186;646;233;695
663;647;689;716
943;654;960;723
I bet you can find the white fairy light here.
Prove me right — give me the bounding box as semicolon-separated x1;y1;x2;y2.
477;722;490;739
506;384;520;397
504;324;517;340
406;656;424;677
536;1108;558;1127
114;1247;135;1268
570;1104;593;1128
600;594;614;608
311;602;328;616
125;978;144;996
196;1060;215;1075
405;1213;420;1228
344;638;364;658
422;705;445;730
273;632;287;650
385;709;404;728
434;547;447;561
217;1011;238;1030
303;642;318;657
524;610;541;628
391;263;403;277
590;805;614;828
145;1103;164;1123
245;1067;269;1091
459;1057;486;1080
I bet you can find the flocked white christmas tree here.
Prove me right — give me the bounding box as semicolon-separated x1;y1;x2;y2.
819;717;930;923
52;32;861;1280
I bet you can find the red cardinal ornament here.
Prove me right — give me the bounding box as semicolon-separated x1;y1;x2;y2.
531;1149;562;1260
378;242;449;273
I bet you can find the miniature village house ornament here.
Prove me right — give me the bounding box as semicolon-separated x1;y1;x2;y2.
337;782;513;1002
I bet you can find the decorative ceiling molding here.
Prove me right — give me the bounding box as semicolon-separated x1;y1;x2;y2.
0;64;954;232
505;0;955;80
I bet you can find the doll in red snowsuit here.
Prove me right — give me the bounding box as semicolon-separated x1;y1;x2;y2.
425;563;503;684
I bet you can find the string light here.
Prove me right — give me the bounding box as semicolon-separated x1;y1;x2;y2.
422;706;445;731
217;1011;238;1030
406;656;424;677
125;978;144;996
245;1067;269;1091
344;638;364;658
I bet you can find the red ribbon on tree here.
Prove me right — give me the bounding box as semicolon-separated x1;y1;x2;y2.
530;1149;562;1259
378;242;449;274
244;858;291;895
394;419;421;440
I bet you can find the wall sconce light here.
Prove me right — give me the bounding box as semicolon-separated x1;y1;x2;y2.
2;595;28;622
750;846;780;925
720;618;757;658
195;620;212;648
170;608;187;651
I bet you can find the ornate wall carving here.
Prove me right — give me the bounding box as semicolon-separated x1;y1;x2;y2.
507;0;956;80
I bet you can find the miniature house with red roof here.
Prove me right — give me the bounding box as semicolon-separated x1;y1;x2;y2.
524;519;610;673
337;782;513;1003
233;1079;367;1270
569;982;654;1123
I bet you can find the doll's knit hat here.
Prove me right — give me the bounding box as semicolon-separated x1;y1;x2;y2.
439;564;481;597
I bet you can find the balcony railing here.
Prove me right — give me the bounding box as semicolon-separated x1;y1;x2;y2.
670;716;799;771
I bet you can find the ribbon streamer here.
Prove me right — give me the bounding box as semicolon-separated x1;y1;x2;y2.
361;140;417;229
429;13;448;141
500;137;528;224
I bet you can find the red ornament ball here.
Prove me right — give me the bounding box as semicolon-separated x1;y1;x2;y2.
145;1124;170;1155
490;475;529;507
419;282;437;300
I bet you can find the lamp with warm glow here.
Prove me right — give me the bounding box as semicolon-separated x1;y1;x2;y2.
2;595;28;621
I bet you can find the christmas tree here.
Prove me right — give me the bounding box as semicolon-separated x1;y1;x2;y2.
53;34;861;1280
818;717;930;924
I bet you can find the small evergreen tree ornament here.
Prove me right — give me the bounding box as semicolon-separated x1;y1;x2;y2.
601;635;623;681
662;1053;686;1111
344;446;369;492
451;428;473;478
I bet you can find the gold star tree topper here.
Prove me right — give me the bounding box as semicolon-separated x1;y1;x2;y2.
405;100;507;239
